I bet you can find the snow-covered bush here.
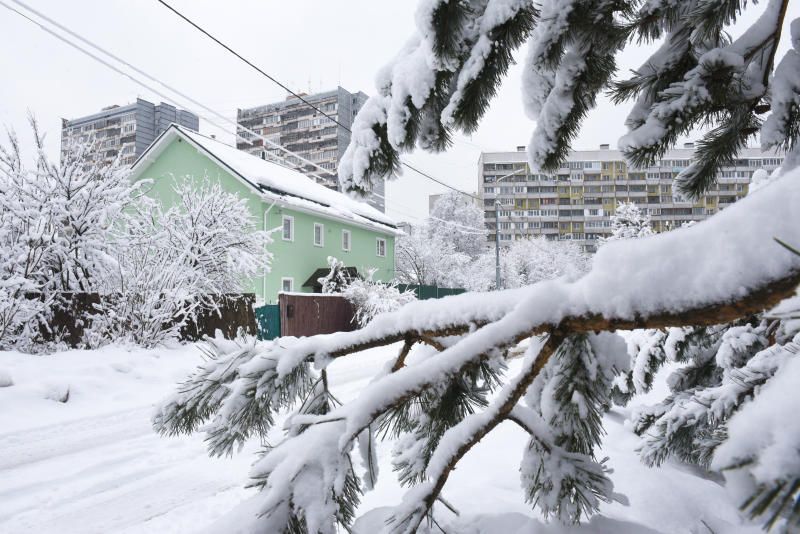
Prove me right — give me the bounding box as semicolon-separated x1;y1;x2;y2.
499;236;590;288
91;176;272;348
0;369;13;387
342;269;417;327
396;193;588;291
395;192;488;289
319;256;355;294
0;117;136;350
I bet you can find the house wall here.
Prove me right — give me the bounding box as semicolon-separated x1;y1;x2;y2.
134;136;395;304
265;201;395;303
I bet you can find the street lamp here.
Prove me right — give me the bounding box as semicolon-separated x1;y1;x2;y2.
491;167;526;290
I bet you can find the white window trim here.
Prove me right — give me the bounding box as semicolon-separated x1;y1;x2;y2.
342;229;351;252
280;277;294;292
313;222;324;247
376;237;386;257
282;215;294;242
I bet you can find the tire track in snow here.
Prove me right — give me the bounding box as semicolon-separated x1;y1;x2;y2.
0;407;153;471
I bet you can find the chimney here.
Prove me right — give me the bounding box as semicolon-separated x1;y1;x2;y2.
684;142;694;149
599;143;610;150
516;145;526;152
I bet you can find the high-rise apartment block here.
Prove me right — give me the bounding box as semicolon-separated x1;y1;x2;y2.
236;87;386;212
61;98;199;166
480;145;784;252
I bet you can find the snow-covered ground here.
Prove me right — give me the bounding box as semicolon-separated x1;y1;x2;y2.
0;342;761;533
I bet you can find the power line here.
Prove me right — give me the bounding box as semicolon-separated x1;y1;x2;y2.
154;0;481;201
4;0;335;185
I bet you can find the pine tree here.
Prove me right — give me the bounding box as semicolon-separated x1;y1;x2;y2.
602;201;655;243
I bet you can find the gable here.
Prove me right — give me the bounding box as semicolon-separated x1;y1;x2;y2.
131;126;400;236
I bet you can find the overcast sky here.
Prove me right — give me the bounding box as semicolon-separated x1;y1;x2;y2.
1;1;796;223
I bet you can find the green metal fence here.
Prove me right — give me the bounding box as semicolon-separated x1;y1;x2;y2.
255;304;281;340
395;284;466;300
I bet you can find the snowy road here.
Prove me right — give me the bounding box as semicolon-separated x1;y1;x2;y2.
0;404;255;533
0;342;764;533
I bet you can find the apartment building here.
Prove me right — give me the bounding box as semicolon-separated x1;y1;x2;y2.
236;87;386;212
61;98;199;166
479;144;784;252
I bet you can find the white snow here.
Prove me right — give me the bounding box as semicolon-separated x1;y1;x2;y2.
0;340;769;533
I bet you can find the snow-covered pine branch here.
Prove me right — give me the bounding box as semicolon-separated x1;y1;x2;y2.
155;170;800;532
338;0;537;195
340;0;797;199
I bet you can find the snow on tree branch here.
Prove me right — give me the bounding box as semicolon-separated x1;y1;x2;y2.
341;0;797;198
156;169;800;531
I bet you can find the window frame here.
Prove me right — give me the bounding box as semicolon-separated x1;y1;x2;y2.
282;215;294;242
376;237;386;257
313;222;324;247
342;229;351;252
280;277;294;292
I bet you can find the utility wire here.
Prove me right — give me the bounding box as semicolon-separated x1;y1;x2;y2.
154;0;481;201
4;0;335;185
3;0;335;186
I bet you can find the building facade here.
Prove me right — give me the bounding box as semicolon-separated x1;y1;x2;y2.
236;87;386;212
479;145;785;252
61;98;198;166
130;125;399;304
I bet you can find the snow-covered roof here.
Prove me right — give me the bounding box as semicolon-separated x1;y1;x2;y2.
132;125;399;235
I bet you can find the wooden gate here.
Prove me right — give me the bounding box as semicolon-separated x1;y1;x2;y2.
278;293;356;338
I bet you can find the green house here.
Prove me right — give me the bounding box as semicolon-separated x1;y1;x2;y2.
130;124;399;304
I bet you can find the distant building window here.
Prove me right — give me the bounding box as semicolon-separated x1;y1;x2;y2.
122;123;135;134
314;223;324;246
342;229;351;251
282;215;294;241
281;277;294;292
376;237;386;257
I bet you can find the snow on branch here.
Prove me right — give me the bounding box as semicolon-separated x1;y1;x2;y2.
156;170;800;531
338;0;536;195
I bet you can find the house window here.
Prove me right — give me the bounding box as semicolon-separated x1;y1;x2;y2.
282;215;294;241
376;237;386;257
281;277;294;292
342;229;351;251
313;223;324;246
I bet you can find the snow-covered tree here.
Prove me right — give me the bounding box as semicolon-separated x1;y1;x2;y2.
339;0;797;199
395;192;487;288
602;201;654;243
319;256;353;294
395;224;471;287
0;117;137;350
92;176;272;347
427;191;487;260
500;236;590;288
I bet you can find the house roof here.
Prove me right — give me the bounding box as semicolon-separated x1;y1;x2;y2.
131;124;399;235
